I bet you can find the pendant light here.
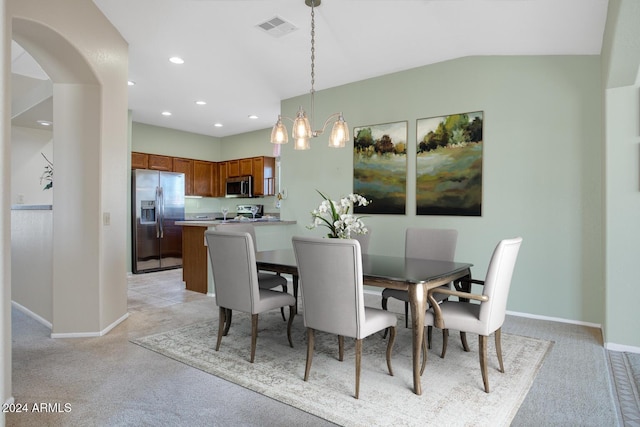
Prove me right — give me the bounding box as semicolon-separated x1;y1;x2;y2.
270;0;349;150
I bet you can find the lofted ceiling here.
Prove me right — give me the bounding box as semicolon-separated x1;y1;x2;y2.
11;0;609;138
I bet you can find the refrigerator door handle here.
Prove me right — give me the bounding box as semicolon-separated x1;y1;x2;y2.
159;186;165;239
155;186;161;238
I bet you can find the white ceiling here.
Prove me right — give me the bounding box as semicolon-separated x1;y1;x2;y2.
12;0;609;138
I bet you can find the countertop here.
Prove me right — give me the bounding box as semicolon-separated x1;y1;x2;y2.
175;219;296;227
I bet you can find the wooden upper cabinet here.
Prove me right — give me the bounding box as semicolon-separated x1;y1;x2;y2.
193;160;214;197
173;157;194;195
210;162;219;198
252;156;276;196
148;154;173;171
218;161;228;197
239;158;253;176
131;152;149;169
131;152;275;198
227;159;240;178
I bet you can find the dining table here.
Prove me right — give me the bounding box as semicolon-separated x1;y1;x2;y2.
255;249;473;396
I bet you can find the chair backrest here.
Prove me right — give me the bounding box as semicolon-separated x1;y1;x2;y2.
219;223;258;253
405;228;458;261
292;236;365;339
352;225;372;254
205;230;259;313
479;237;523;334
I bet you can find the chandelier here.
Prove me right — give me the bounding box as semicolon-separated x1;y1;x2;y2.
270;0;349;150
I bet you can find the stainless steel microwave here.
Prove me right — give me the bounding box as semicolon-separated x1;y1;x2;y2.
225;175;253;198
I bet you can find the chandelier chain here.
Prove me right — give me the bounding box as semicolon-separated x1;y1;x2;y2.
310;2;315;95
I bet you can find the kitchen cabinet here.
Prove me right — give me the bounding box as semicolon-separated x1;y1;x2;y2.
239;158;253;176
131;151;275;198
148;154;173;171
252;156;276;196
210;162;219;197
181;226;208;294
172;157;194;195
193;160;215;197
131;152;149;169
227;159;240;177
218;161;228;197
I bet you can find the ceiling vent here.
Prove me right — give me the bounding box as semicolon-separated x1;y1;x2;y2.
256;16;297;38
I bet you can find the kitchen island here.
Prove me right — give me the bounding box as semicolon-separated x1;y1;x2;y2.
176;219;297;294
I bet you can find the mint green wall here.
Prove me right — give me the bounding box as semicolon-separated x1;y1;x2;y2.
277;55;604;326
220;128;277;160
602;0;640;350
131;122;220;160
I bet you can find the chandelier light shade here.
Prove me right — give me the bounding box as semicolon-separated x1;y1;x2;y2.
270;0;349;150
271;116;288;144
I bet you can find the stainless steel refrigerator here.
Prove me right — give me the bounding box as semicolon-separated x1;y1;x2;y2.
132;169;185;273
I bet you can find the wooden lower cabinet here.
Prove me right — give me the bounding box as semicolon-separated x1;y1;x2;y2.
182;226;208;294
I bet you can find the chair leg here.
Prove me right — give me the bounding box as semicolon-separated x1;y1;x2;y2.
304;328;315;381
280;283;289;322
386;326;396;377
216;307;225;351
495;328;504;373
223;309;232;336
460;331;470;352
441;329;448;358
250;314;258;363
404;301;409;328
479;334;490;393
427;326;433;349
355;338;362;399
440;329;449;359
381;297;389;339
338;335;345;361
420;327;427;375
286;305;295;348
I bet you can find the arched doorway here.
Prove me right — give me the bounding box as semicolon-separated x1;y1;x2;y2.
9;1;130;335
3;0;129;409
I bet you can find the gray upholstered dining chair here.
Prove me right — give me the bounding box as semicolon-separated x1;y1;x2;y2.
381;228;458;355
424;237;523;393
352;225;372;254
220;223;289;322
292;236;397;399
205;229;296;363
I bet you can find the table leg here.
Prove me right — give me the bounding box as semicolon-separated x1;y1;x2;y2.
408;283;427;395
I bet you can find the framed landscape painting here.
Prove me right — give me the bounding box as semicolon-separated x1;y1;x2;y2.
353;121;407;214
416;111;483;216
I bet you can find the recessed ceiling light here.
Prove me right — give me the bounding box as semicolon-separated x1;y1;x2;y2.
37;120;52;126
128;80;135;86
195;101;207;106
169;56;184;64
161;111;172;116
214;123;223;128
248;115;258;119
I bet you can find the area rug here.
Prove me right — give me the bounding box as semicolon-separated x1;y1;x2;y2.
132;310;552;427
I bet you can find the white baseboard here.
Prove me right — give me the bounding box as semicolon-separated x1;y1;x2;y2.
505;309;602;329
604;342;640;354
11;301;52;329
363;289;640;354
50;312;129;338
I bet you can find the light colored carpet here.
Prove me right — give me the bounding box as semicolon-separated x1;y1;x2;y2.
132;309;553;427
